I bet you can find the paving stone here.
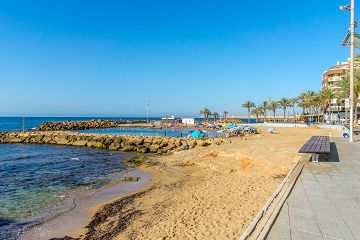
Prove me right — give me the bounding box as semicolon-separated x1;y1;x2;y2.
267;138;360;240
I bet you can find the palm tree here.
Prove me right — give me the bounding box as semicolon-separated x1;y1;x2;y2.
289;98;298;122
223;111;229;118
200;108;211;121
278;98;290;122
212;112;219;122
260;101;269;122
242;101;256;124
339;72;360;125
319;87;335;123
334;92;343;123
334;90;347;124
268;101;278;122
251;107;263;123
303;90;316;121
298;92;308;116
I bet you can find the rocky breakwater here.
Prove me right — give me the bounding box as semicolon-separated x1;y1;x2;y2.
0;131;228;154
36;120;147;131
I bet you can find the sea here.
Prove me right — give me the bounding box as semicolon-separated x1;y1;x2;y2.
0;116;257;133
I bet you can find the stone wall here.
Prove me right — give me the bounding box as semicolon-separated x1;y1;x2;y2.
36;120;146;131
0;131;227;154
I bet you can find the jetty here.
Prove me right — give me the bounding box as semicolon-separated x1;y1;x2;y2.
0;131;227;154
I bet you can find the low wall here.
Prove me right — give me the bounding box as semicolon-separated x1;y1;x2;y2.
0;131;227;154
36;120;146;131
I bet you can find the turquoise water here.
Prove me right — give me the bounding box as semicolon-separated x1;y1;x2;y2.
0;144;135;240
76;127;222;138
0;117;257;132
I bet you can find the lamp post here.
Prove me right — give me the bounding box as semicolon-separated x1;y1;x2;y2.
146;100;150;127
341;1;355;142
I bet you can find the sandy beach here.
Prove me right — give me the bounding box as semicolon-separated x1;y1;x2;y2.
24;126;342;240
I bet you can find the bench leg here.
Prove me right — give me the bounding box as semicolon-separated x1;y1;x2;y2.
311;153;319;162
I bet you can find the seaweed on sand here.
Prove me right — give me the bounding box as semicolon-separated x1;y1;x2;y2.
50;188;153;240
123;155;158;167
82;188;153;240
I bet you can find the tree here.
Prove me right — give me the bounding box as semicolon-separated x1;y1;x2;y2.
212;112;219;122
200;108;211;120
298;92;308;116
260;101;269;122
278;98;290;122
339;72;360;125
289;98;299;122
319;87;335;123
242;101;256;124
223;111;229;118
268;101;278;122
302;90;316;121
251;107;263;123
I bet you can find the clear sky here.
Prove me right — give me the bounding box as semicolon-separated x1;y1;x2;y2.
0;0;356;117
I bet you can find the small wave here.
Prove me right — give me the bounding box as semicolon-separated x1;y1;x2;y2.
70;158;79;160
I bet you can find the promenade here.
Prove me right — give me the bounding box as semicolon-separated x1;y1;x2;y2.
267;137;360;240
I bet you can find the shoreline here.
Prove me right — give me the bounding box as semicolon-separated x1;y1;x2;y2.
19;168;151;240
19;126;343;239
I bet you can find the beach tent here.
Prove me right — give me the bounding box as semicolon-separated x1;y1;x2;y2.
226;123;235;129
189;130;207;138
306;121;314;126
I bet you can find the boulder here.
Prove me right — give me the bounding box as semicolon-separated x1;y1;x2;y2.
149;144;160;153
72;140;88;147
108;142;121;151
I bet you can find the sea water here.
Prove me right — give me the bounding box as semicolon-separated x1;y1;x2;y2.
0;143;135;240
0;117;258;132
76;127;223;138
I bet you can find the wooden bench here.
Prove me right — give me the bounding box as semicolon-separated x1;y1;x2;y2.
298;136;330;162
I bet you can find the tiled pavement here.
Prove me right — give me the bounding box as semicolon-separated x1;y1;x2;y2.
267;138;360;240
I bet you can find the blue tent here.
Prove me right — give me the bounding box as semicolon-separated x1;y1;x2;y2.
189;130;207;138
226;123;235;129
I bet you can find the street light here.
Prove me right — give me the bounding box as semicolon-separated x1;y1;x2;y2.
341;1;355;142
146;100;150;127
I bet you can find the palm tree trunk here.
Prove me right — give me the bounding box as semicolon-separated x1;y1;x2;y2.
264;112;266;122
273;111;275;122
283;108;286;123
293;105;296;123
248;109;250;124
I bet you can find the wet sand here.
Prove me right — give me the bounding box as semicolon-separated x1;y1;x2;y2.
24;126;342;240
19;169;150;240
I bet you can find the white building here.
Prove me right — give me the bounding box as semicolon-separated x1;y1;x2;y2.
181;118;195;125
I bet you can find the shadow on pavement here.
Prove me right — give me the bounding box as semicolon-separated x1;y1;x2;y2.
319;142;339;162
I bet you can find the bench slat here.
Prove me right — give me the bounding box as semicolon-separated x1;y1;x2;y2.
299;136;330;154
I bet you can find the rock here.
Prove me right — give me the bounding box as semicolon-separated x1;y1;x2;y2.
121;145;135;151
72;140;88;147
87;141;106;148
144;137;154;144
108;142;121;150
175;139;181;147
128;138;144;146
136;147;149;153
54;136;69;145
149;144;160;153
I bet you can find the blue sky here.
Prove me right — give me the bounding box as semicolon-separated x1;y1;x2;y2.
0;0;356;117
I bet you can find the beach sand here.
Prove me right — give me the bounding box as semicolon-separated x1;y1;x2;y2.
32;126;342;240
